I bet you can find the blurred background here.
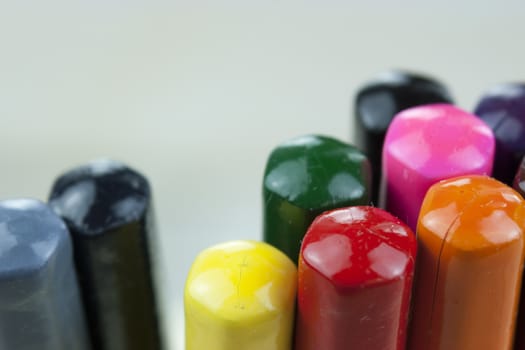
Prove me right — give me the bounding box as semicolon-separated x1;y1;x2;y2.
1;1;524;348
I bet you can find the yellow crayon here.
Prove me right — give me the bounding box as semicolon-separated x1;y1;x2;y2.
184;240;297;350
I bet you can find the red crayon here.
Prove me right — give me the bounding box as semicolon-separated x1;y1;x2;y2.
295;206;417;350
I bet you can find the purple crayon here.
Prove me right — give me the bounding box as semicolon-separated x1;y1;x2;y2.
475;83;525;185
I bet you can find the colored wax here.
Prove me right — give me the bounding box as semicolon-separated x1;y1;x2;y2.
184;240;297;350
0;199;90;350
263;134;371;263
474;83;525;185
354;70;453;203
49;159;163;350
381;103;495;230
295;206;417;350
408;175;525;350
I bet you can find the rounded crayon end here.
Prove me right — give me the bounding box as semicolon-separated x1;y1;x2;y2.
263;135;371;263
474;83;525;185
185;240;297;350
356;70;453;134
49;158;150;236
382;103;495;230
296;206;416;350
419;175;525;253
0;198;68;285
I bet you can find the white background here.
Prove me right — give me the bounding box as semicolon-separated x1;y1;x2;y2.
1;1;524;349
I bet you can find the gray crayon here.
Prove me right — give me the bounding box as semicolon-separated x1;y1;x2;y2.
0;198;90;350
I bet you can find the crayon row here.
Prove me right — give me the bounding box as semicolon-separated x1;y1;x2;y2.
185;72;525;350
1;71;524;350
0;160;164;350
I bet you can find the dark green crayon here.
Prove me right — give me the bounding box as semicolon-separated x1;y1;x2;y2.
263;135;371;263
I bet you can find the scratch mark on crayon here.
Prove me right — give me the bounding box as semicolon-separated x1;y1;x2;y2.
236;255;249;310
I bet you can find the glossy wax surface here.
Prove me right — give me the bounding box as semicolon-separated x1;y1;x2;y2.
409;176;525;350
381;103;495;230
263;134;371;263
49;159;163;350
474;83;525;185
295;206;417;350
354;70;453;203
185;240;297;350
0;199;90;350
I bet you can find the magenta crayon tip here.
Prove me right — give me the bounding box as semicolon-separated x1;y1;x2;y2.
381;103;495;230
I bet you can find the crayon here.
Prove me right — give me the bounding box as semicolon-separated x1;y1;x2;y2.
408;175;525;350
184;240;296;350
354;70;453;203
381;103;495;230
263;134;371;263
49;159;163;350
295;206;417;350
0;199;90;350
474;83;525;185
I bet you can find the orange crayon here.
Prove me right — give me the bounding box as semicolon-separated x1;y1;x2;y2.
408;175;525;350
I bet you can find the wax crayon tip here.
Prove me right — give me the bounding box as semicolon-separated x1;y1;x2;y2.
263;134;371;263
474;83;525;185
185;240;297;350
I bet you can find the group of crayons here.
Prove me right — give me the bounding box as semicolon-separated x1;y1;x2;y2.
1;70;525;350
186;71;525;350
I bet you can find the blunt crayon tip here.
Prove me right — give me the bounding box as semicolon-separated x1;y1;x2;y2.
356;70;453;132
0;199;63;275
49;158;150;235
264;135;369;209
185;240;297;350
301;206;415;289
474;82;525;185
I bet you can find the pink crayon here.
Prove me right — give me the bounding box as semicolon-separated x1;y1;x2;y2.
380;103;495;230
